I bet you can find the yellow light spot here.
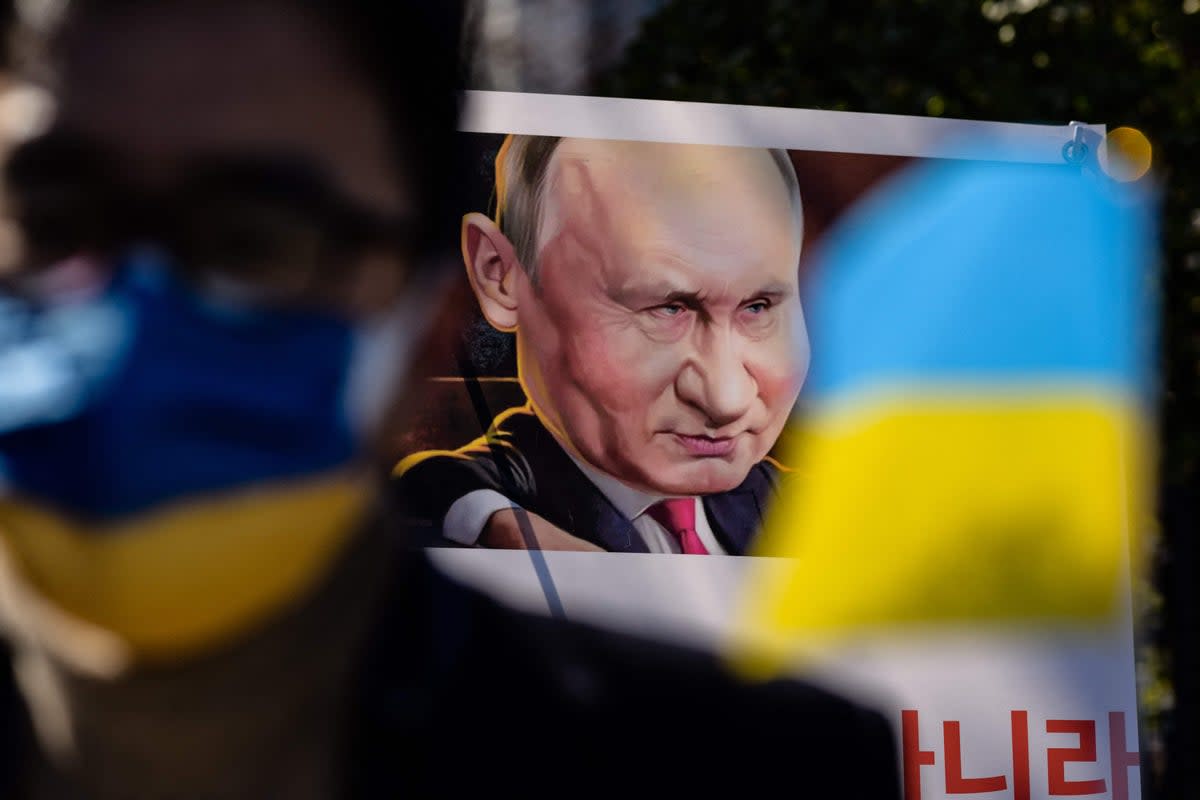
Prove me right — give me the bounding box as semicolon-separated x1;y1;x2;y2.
1103;127;1153;182
1184;0;1199;15
1032;51;1050;68
925;95;946;117
998;23;1016;43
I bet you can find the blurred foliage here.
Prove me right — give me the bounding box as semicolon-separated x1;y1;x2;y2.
599;1;1198;794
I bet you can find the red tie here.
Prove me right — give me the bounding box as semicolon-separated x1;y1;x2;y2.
646;499;710;555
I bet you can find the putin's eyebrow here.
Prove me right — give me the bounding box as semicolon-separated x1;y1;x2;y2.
609;279;698;308
746;281;794;302
610;279;794;308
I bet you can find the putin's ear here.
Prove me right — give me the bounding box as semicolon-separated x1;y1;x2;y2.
462;212;523;332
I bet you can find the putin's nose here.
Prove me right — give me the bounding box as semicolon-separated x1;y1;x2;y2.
675;333;756;430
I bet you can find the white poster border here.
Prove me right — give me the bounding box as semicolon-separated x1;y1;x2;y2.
443;91;1139;799
460;89;1106;164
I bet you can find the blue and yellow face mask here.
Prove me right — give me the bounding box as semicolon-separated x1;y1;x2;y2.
0;250;425;663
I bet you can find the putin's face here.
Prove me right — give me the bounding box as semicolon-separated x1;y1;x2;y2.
512;140;806;496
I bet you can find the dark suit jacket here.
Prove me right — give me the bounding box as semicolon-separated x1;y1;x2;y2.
0;527;901;799
395;406;783;554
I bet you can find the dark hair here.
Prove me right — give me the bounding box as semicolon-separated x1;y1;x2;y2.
57;0;468;263
316;0;469;260
0;0;15;70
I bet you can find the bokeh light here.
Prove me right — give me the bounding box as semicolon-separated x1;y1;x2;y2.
1103;126;1153;182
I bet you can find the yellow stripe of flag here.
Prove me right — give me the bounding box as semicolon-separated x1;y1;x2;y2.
733;392;1149;678
0;472;369;663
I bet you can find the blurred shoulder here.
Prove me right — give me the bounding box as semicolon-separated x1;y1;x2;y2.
353;552;900;797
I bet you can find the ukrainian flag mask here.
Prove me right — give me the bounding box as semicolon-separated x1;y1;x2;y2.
0;250;422;664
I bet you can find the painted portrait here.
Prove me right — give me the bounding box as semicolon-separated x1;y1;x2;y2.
392;133;905;554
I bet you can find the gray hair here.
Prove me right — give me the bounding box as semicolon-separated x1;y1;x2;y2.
493;135;804;283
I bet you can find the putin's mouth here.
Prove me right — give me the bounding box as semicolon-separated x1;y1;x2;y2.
673;433;738;457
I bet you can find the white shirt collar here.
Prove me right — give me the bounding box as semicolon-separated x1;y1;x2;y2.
555;438;727;557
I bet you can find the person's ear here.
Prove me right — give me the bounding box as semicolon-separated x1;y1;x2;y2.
462;212;524;332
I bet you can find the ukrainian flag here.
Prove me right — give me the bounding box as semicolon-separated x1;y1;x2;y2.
737;153;1155;675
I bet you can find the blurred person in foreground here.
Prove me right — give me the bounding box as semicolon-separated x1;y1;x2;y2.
0;1;901;798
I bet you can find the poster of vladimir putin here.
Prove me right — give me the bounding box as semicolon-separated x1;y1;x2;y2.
385;105;1146;800
392;134;832;555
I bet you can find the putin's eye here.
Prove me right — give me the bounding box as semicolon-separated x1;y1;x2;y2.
744;300;771;314
650;302;687;318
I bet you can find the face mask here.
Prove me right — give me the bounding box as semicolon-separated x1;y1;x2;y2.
0;248;424;517
0;249;428;662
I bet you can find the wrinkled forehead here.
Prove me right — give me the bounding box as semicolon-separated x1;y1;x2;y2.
51;1;407;213
540;138;802;268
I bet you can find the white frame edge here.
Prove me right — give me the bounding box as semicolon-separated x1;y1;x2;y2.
460;90;1106;165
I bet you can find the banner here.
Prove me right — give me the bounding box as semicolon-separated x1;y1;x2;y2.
394;91;1150;800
